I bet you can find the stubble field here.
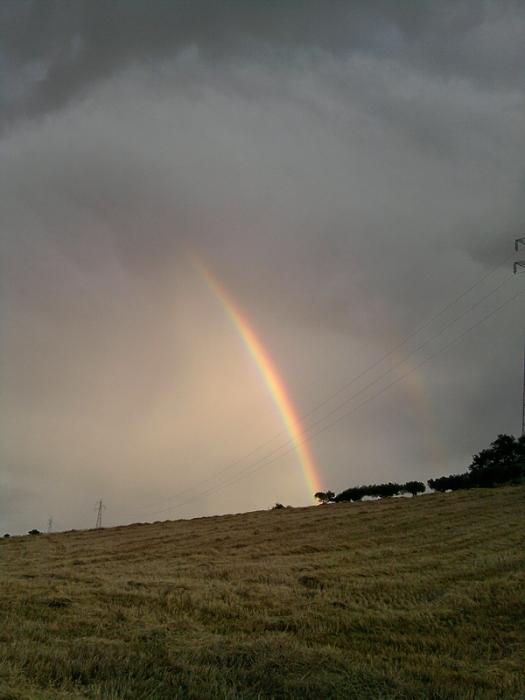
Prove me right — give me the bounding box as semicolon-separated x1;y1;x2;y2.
1;485;524;699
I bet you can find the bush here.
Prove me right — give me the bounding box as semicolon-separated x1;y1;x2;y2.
28;529;41;535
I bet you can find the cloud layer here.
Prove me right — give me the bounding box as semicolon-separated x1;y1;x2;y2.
2;1;525;534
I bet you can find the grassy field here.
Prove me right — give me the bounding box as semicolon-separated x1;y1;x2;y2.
1;485;524;699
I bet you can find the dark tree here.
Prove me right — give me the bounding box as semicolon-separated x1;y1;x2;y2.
427;474;470;492
403;481;426;496
427;476;449;492
468;434;525;487
368;482;402;498
427;434;525;493
335;482;405;502
314;491;335;504
334;486;367;502
28;529;41;535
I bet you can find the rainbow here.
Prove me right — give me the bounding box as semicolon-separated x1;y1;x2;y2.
394;353;445;468
189;254;322;501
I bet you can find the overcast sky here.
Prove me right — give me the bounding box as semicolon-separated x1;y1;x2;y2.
2;0;525;535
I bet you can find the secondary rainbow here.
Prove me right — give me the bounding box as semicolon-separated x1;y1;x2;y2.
189;254;322;501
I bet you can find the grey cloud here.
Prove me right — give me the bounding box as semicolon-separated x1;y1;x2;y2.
4;46;522;335
2;1;525;533
3;1;524;124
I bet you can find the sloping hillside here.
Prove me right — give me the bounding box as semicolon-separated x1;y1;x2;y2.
1;485;524;699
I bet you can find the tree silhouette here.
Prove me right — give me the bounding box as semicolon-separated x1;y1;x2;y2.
427;434;525;492
314;491;335;504
371;482;402;498
468;434;525;487
428;474;469;492
403;481;426;496
334;486;366;502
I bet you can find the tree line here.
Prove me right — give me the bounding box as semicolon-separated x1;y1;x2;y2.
315;434;525;504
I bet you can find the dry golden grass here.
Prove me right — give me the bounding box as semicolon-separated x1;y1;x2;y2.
1;485;524;699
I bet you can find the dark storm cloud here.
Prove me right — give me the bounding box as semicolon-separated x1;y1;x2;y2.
2;0;525;534
3;0;524;123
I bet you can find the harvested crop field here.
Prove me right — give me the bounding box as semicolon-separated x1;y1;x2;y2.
1;485;524;699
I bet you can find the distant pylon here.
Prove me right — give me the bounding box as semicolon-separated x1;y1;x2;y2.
95;500;105;528
47;517;53;533
513;238;525;436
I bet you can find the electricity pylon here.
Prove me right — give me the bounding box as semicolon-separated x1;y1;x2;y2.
47;517;53;533
95;500;105;528
514;238;525;436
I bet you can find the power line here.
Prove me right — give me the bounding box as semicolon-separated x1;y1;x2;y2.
165;283;525;512
120;251;516;516
201;250;514;473
181;253;487;462
69;508;99;531
141;277;525;515
297;274;515;438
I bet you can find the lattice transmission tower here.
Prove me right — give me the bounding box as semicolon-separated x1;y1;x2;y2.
94;500;105;529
